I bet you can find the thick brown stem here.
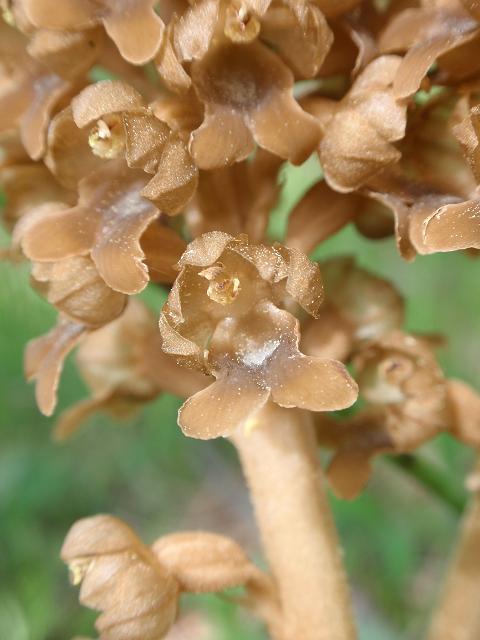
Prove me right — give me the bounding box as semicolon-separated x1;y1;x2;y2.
428;485;480;640
231;403;356;640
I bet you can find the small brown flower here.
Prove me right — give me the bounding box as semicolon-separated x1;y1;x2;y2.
189;41;321;169
318;331;452;499
44;80;199;214
23;0;164;65
160;232;357;439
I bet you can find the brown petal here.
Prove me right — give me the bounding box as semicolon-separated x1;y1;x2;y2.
178;374;269;439
173;0;218;62
419;199;480;252
90;175;160;294
20;73;69;160
31;256;127;326
24;320;86;415
27;29;102;79
176;231;232;268
23;0;97;29
249;90;321;165
189;105;255;169
152;531;259;592
123;110;171;174
0;164;74;229
45;106;104;189
274;244;324;317
393;32;478;99
269;354;358;412
327;450;373;500
102;0;164;65
61;514;145;558
261;4;333;78
140;221;187;284
155;23;192;93
142;136;199;215
21;201;97;261
286;181;359;254
71;80;143;129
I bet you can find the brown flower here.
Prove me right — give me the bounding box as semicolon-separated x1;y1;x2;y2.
20;161;184;294
317;55;408;192
62;515;275;639
44;80;199;214
160;233;357;439
318;331;452;499
189;41;321;169
23;0;164;65
54;300;206;441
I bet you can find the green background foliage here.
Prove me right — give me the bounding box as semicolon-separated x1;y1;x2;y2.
0;164;479;639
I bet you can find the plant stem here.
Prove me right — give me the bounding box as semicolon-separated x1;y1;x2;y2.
231;403;356;640
389;454;466;515
428;480;480;640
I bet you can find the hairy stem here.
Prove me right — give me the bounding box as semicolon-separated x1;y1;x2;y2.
231;403;356;640
428;482;480;640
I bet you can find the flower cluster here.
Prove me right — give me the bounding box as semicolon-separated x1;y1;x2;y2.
2;0;480;635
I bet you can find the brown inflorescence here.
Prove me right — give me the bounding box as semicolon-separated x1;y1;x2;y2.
3;1;480;637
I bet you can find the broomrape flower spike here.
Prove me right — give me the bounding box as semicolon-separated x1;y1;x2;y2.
3;1;480;638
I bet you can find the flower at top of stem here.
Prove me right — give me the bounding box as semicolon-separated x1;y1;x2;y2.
160;232;358;439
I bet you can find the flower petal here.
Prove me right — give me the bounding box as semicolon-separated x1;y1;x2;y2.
142;136;199;214
90;174;160;294
25;320;86;415
21;201;96;261
261;4;333;78
102;0;164;65
189;105;255;169
20;74;69;160
173;0;219;62
178;374;269;439
419;199;480;252
269;354;358;412
249;90;321;165
45;106;104;189
123;110;171;174
327;451;373;500
71;80;143;129
23;0;97;29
